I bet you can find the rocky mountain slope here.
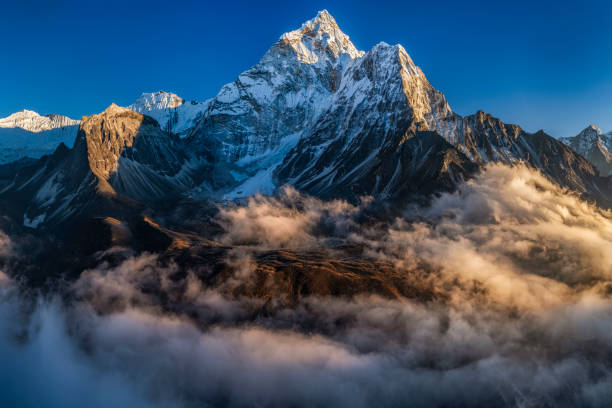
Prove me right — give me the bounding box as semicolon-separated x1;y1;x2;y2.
0;10;608;231
0;104;197;229
186;10;365;196
186;10;601;202
0;110;79;164
560;125;612;176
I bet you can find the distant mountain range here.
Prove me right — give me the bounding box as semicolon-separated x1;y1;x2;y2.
560;125;612;176
0;10;610;232
0;109;79;164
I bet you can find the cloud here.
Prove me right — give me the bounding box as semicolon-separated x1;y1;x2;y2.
2;164;612;407
0;291;162;408
362;164;612;311
216;185;359;249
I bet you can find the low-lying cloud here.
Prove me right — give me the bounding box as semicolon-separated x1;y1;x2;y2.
1;164;612;407
216;185;360;249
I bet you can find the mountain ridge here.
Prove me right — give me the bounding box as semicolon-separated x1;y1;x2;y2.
128;91;210;137
0;109;79;132
0;10;609;231
560;125;612;176
0;109;80;164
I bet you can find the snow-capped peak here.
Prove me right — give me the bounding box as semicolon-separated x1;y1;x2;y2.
129;91;184;112
568;124;607;147
128;91;210;137
580;124;603;136
1;109;39;121
279;10;364;64
559;124;612;175
0;109;79;133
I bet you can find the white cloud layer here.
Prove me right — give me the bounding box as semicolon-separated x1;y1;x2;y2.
1;164;612;407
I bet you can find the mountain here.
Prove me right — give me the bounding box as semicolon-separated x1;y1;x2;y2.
129;91;210;137
187;10;601;202
0;110;79;164
560;125;612;176
0;104;197;229
0;109;79;132
0;10;607;231
186;10;365;196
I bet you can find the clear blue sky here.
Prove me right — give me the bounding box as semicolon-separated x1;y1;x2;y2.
1;0;611;137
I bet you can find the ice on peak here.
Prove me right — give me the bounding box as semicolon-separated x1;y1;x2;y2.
130;91;184;112
315;9;335;24
368;42;418;70
279;10;364;64
0;109;79;133
559;124;612;175
129;91;210;137
0;109;80;164
5;109;41;119
370;42;409;59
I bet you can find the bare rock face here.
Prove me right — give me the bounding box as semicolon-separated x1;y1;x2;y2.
0;104;195;228
77;104;191;199
448;112;599;193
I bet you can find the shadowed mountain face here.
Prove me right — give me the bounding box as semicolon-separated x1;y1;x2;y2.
0;105;197;229
0;10;607;232
2;10;612;408
0;10;607;243
184;11;604;203
79;104;192;200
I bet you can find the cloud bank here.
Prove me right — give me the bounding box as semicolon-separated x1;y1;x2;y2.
1;164;612;407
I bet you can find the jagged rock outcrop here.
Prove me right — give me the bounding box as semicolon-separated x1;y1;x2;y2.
451;112;599;193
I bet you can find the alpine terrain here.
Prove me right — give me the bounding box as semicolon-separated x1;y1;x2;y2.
129;91;210;137
560;124;612;176
1;9;612;408
1;10;606;219
0;109;79;164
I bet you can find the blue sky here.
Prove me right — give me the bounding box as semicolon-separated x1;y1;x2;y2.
1;0;610;137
